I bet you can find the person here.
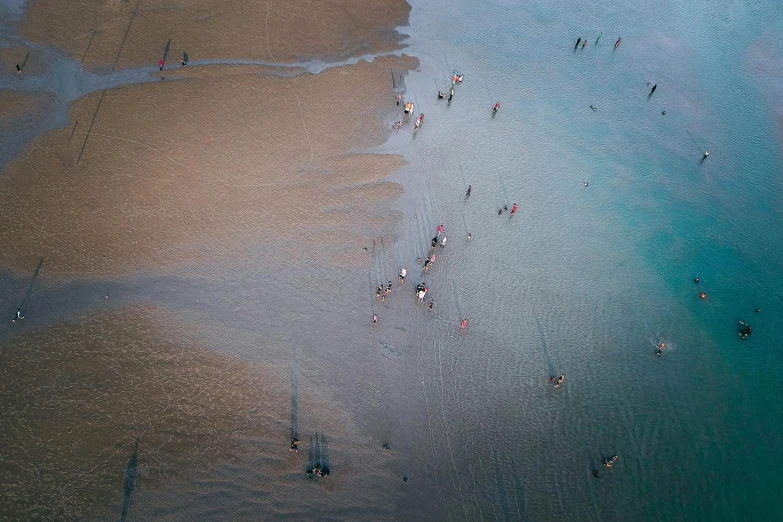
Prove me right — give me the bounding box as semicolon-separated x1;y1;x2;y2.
649;84;657;96
498;208;503;215
550;377;556;383
16;64;21;75
584;181;589;187
449;87;455;99
755;308;761;313
159;59;164;71
493;102;500;113
12;308;23;323
438;90;448;99
700;292;707;299
460;319;468;329
504;205;508;212
615;37;621;49
703;148;711;159
590;105;597;111
428;300;434;310
399;267;407;283
575;37;581;50
467;233;472;240
423;258;431;270
452;73;459;84
414;117;421;132
554;374;565;388
694;277;700;283
394;119;402;133
440;236;447;248
511;203;518;216
404;102;414;116
739;323;752;339
290;438;300;452
431;236;438;248
466;185;471;197
437;224;444;235
418;289;427;302
582;39;587;49
387;281;393;294
417;257;422;264
662;111;666;115
604;455;619;467
376;286;382;298
397;93;402;106
419;113;424;124
457;74;463;83
373;314;378;324
595;32;602;45
430;253;436;264
656;342;666;357
320;467;330;477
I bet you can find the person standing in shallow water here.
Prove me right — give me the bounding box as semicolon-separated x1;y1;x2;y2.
16;64;22;75
159;59;164;71
596;32;602;45
511;203;518;216
582;39;587;49
466;185;471;198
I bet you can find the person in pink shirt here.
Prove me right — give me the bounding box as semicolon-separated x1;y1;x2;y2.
511;203;518;215
158;59;164;71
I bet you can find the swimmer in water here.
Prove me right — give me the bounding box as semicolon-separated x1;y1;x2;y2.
460;319;468;329
498;209;503;215
584;181;589;187
662;111;666;115
656;342;666;357
603;455;618;468
590;105;597;111
554;374;565;388
373;314;378;324
428;301;433;310
755;308;760;313
399;268;407;283
467;232;472;240
694;277;700;283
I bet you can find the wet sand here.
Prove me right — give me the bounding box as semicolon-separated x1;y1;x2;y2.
20;0;411;71
0;305;402;520
0;89;39;119
0;54;415;277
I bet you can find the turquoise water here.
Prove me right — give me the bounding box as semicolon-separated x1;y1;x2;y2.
377;0;783;519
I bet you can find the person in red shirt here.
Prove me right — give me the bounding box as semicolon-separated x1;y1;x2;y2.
511;203;518;215
158;59;164;71
460;319;467;329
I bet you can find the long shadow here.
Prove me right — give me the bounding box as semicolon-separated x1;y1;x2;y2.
307;435;315;472
291;355;299;440
81;31;96;66
19;257;44;316
120;437;139;522
509;457;530;521
493;448;512;521
21;51;31;70
162;39;171;65
320;433;330;475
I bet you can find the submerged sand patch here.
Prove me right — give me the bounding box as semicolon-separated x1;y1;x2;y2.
0;89;40;119
0;54;416;277
21;0;411;70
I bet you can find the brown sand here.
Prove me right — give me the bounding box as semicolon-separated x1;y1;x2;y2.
0;305;398;519
21;0;411;71
0;54;416;277
0;305;287;519
0;89;39;119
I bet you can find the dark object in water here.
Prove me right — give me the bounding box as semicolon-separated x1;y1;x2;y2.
739;325;752;339
649;84;657;96
403;476;408;482
592;469;600;478
575;37;581;50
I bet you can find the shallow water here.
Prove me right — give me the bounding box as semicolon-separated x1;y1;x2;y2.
2;0;782;519
373;0;783;519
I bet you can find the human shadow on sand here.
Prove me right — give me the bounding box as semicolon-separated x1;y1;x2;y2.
120;437;139;522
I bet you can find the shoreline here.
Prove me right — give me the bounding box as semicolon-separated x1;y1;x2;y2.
0;1;421;519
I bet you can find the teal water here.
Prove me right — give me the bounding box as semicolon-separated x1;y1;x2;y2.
376;0;783;519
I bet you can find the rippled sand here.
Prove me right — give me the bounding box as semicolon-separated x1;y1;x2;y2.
20;0;411;70
0;54;416;277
